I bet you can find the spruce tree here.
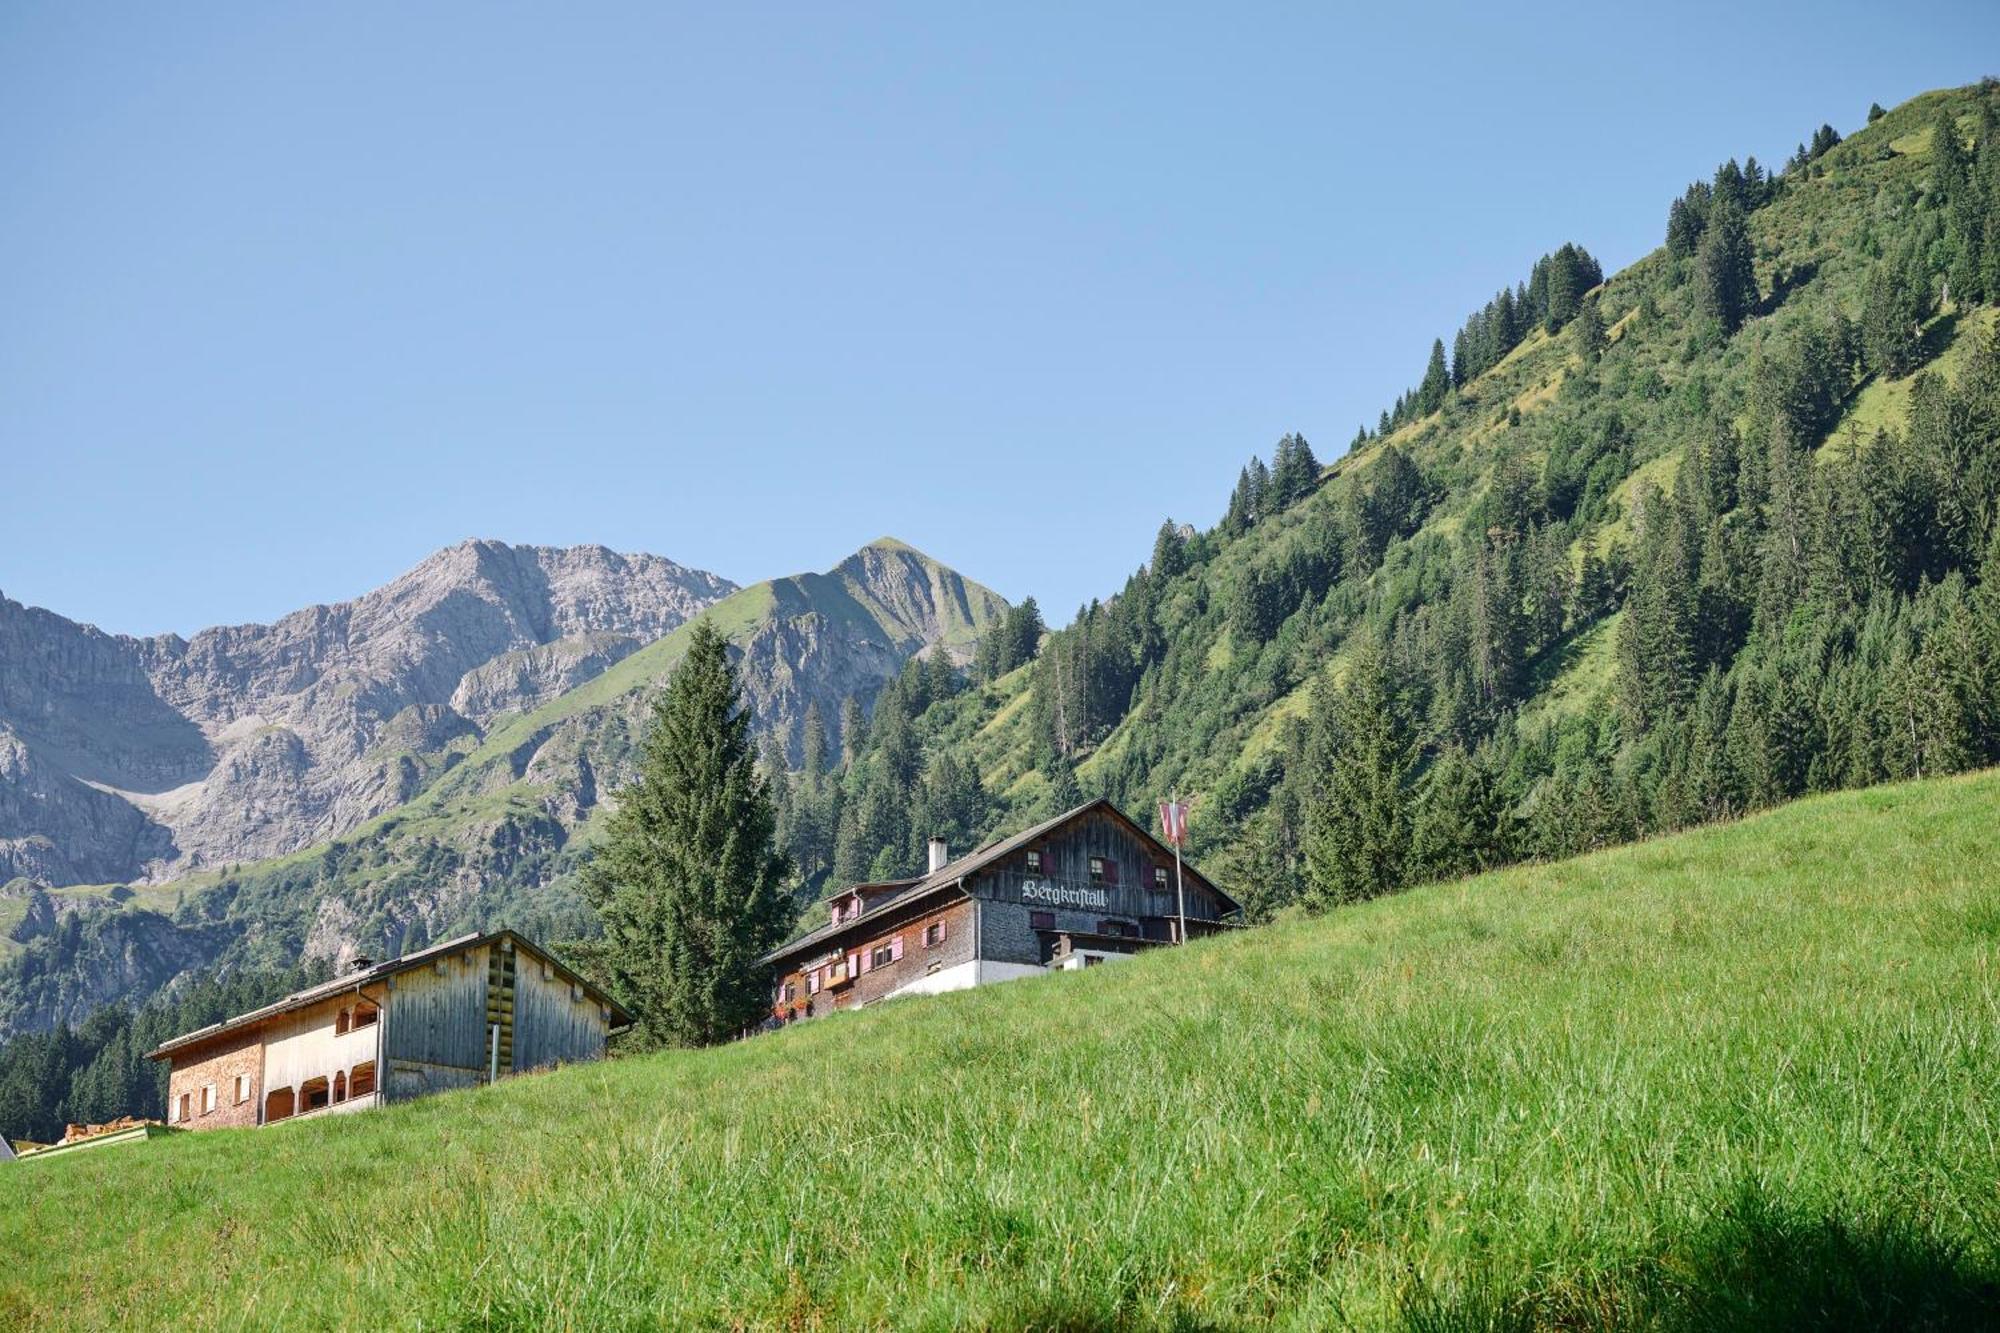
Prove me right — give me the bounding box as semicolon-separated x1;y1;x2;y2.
1861;246;1928;377
800;703;829;777
1302;642;1416;908
1571;293;1607;363
1409;747;1502;881
1695;201;1757;334
1931;103;1968;203
1151;519;1189;579
580;622;794;1048
1418;339;1451;415
840;696;869;766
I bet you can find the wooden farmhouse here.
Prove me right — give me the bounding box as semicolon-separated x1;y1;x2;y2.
764;797;1238;1022
147;930;632;1130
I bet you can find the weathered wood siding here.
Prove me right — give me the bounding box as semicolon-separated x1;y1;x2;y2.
382;942;492;1103
263;994;381;1100
969;807;1228;924
512;943;613;1071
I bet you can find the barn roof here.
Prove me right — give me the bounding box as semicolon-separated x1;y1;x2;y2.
145;929;633;1061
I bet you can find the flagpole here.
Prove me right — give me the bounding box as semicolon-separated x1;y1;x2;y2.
1173;792;1187;946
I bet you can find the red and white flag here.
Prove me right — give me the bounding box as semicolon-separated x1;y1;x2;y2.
1158;799;1189;847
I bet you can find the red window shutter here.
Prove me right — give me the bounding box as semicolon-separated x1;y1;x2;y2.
890;936;904;962
1104;859;1120;886
936;920;946;943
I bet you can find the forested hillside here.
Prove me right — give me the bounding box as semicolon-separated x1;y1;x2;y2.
773;82;2000;920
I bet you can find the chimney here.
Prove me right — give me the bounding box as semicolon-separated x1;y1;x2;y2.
927;838;949;873
348;954;375;975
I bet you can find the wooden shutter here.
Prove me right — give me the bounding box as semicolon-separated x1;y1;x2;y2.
860;949;872;974
890;936;904;962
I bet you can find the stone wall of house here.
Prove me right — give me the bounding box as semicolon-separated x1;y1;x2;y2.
165;1030;263;1131
845;898;976;1007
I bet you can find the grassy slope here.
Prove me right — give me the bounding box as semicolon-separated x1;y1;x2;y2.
7;769;1998;1329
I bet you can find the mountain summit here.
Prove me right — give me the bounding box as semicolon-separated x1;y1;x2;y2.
0;540;736;888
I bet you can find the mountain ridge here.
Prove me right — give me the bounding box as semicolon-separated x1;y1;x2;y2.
0;539;738;889
0;536;1006;1035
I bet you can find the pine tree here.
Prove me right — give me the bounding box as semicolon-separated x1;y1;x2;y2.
840;696;868;767
580;622;794;1048
1868;102;1887;124
1409;746;1503;882
1151;519;1189;579
1861;246;1928;377
1931;103;1968;203
1695;201;1757;334
1571;293;1607;363
1417;339;1451;415
1301;642;1416;908
801;702;829;777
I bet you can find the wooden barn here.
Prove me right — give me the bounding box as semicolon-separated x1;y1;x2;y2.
764;797;1239;1022
147;930;632;1130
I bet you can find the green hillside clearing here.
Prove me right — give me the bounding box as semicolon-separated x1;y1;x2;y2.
5;770;1997;1329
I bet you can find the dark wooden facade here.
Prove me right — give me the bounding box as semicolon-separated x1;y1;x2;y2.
765;799;1236;1021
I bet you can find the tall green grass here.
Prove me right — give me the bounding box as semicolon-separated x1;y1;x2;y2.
7;771;1999;1329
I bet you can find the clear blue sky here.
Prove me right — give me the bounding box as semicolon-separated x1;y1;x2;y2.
5;3;1996;637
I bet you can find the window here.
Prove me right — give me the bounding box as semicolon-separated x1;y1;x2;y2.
1089;856;1107;885
335;1008;350;1035
808;971;821;995
201;1084;217;1114
1154;866;1171;890
174;1092;190;1123
1025;850;1043;874
350;1061;376;1098
924;921;945;948
300;1076;330;1112
784;980;796;1002
1084;955;1103;967
1029;910;1056;930
333;1071;348;1104
234;1074;251;1104
870;943;894;969
351;1002;378;1029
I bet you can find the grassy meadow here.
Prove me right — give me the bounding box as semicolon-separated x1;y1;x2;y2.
8;771;2000;1329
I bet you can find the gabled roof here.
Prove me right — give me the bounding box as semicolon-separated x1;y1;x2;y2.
146;929;634;1061
761;797;1237;968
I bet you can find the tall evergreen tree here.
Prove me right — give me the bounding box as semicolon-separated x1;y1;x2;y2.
1571;293;1607;363
801;702;830;778
1861;246;1929;377
1695;201;1757;334
581;623;794;1048
1417;339;1451;415
1302;643;1416;908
